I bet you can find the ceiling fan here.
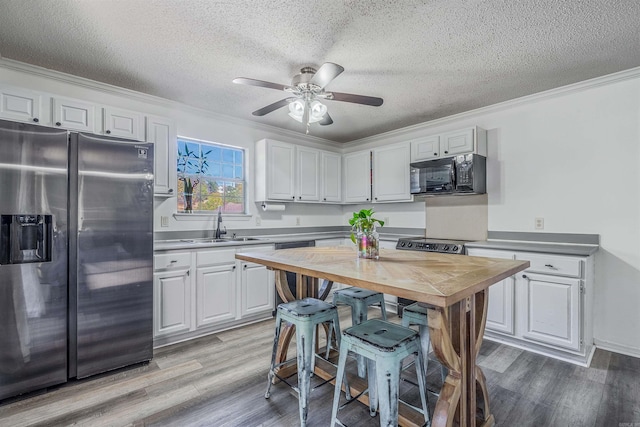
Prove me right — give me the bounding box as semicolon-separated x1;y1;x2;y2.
233;63;383;133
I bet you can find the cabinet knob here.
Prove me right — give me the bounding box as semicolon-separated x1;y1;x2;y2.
232;265;236;270
292;196;295;200
366;198;369;201
298;196;302;200
106;130;111;134
375;197;378;201
243;264;247;269
444;150;448;154
33;118;39;123
434;152;437;156
168;188;174;193
55;122;61;126
323;198;326;201
522;274;528;279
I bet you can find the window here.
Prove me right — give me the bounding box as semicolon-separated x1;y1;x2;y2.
177;137;245;214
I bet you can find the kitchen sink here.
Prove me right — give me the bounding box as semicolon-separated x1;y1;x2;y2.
177;237;266;244
226;237;263;241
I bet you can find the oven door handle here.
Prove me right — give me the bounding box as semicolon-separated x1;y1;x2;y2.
450;158;457;191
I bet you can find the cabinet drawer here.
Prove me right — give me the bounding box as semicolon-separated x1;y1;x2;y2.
516;252;582;278
154;252;191;270
196;249;236;267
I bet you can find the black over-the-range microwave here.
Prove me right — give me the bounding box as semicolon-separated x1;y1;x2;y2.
410;153;486;196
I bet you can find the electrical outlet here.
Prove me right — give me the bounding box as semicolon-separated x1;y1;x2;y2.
535;217;544;230
296;217;301;226
160;216;169;227
384;217;389;226
255;216;261;226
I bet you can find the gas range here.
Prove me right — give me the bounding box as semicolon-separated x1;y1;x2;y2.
395;237;467;254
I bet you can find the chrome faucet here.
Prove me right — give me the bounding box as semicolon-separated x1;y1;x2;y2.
215;209;227;239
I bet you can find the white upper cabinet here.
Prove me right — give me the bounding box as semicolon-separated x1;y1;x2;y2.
147;115;176;196
321;151;342;203
343;150;372;203
372;143;412;202
296;146;321;202
0;86;42;124
411;126;487;162
256;139;341;204
411;135;440;161
255;139;296;201
103;106;144;141
52;96;95;132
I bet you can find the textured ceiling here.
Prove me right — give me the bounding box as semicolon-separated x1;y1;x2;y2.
0;0;638;143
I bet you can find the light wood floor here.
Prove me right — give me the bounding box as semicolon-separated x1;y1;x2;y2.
1;307;640;427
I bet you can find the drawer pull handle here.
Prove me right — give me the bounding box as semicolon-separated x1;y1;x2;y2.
544;264;554;268
169;260;177;264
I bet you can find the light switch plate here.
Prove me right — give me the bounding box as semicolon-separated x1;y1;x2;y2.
160;216;169;227
535;217;544;230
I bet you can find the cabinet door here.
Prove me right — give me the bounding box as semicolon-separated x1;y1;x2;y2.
147;115;177;195
296;146;320;201
103;107;144;141
240;262;275;317
153;268;191;337
267;140;296;201
52;96;95;132
441;128;474;156
518;272;581;351
343;150;371;203
196;264;237;327
411;135;440;161
321;151;342;202
466;248;516;335
0;86;42;124
372;143;411;202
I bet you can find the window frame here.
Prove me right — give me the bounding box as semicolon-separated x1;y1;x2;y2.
176;136;247;215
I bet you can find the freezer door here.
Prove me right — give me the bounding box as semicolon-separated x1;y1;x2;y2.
71;132;154;379
0;119;68;401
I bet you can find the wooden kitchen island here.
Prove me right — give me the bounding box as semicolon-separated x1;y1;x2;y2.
236;246;529;427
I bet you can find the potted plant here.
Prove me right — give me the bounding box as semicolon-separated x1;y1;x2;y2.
349;208;385;259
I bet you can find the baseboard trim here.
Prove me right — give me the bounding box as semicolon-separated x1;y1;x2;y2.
594;339;640;359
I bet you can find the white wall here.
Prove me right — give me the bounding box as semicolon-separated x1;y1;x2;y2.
346;70;640;355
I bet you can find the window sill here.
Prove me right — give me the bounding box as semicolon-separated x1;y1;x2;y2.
173;213;253;221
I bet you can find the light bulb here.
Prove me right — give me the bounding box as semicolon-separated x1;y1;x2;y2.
309;100;327;122
288;99;305;117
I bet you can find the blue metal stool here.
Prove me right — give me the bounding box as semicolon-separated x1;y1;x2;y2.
265;298;349;427
402;302;448;384
332;286;388;377
331;319;430;427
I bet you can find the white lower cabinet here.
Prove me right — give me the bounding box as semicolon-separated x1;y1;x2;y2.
467;247;594;366
153;244;275;347
153;267;191;337
240;261;274;317
196;263;237;327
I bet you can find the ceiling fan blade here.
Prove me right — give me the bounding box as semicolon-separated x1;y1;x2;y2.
251;98;296;116
328;91;384;106
310;63;344;89
319;113;333;126
233;77;292;92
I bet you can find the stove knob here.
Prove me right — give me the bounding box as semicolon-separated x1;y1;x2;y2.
443;245;450;251
400;241;406;247
452;245;458;252
407;243;413;248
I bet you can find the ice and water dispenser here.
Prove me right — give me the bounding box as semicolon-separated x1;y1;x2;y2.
0;214;52;265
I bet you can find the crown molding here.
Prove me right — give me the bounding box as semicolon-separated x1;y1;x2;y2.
345;66;640;148
0;57;340;149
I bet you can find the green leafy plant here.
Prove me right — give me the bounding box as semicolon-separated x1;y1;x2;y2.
177;145;211;195
349;208;385;243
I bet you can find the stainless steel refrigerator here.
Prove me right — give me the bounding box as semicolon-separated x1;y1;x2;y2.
0;119;154;401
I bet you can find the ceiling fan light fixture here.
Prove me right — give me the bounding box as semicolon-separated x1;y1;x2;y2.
288;99;305;116
309;100;327;122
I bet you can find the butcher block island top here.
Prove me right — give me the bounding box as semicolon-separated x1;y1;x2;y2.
235;245;528;308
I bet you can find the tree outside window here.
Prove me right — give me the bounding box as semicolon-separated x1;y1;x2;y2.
177;138;245;214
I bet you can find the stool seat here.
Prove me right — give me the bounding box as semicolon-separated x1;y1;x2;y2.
331;319;430;426
344;318;417;351
334;286;384;300
278;298;336;317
